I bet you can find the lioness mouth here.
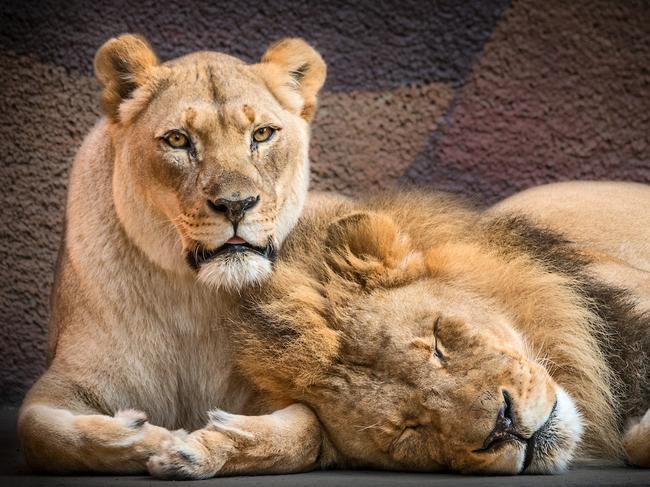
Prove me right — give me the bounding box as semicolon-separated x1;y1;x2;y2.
186;238;276;270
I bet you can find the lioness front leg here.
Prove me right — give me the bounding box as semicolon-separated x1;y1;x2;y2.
19;375;185;473
624;408;650;467
19;405;186;473
148;404;322;479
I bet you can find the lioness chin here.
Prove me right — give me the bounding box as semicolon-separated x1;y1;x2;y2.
148;185;650;478
18;34;326;473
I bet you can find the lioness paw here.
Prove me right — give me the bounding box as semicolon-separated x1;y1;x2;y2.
148;438;206;479
148;429;234;479
624;408;650;467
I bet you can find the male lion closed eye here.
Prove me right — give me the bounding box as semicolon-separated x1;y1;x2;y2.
149;185;650;479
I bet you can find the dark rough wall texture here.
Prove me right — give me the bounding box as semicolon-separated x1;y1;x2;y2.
1;0;649;405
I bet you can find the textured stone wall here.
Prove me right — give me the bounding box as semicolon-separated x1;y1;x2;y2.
1;0;648;405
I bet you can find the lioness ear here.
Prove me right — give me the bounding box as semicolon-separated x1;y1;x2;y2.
94;34;159;121
325;212;424;288
258;38;326;122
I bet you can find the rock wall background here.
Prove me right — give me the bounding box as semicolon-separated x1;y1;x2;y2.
1;0;649;405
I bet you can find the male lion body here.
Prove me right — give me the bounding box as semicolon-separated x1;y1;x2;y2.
492;181;650;313
149;183;650;478
18;35;326;473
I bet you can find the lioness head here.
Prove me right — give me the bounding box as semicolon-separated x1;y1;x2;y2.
238;212;584;474
94;34;326;290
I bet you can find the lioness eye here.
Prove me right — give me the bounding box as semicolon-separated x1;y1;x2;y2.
252;126;275;143
164;131;190;149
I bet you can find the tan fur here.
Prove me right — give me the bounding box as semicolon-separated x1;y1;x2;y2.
18;34;326;473
150;187;649;478
491;181;650;311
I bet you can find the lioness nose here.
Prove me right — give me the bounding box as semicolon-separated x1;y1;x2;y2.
208;196;260;225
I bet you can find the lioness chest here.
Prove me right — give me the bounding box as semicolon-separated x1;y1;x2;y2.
128;314;251;430
55;261;253;431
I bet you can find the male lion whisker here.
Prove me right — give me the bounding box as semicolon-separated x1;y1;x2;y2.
356;421;382;432
530;341;560;374
540;357;561;375
468;392;495;415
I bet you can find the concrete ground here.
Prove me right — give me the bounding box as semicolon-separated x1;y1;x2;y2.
1;408;648;487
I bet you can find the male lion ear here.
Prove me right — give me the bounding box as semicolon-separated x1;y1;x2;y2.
94;34;159;121
257;38;326;122
325;212;424;288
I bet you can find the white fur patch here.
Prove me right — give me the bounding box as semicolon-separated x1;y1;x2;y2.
197;253;272;292
550;387;583;471
526;386;584;474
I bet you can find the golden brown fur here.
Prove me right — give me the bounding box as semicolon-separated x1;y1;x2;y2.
18;34;326;473
149;188;650;478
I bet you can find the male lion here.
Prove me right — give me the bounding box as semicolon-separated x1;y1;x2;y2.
18;34;326;473
148;185;650;478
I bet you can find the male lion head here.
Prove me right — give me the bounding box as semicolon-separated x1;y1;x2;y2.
94;34;325;290
237;212;584;474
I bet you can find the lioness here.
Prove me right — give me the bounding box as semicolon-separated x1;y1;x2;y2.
18;34;326;472
148;185;650;478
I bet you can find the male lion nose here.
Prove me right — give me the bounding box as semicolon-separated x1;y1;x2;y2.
476;390;525;452
208;196;260;226
494;390;517;435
